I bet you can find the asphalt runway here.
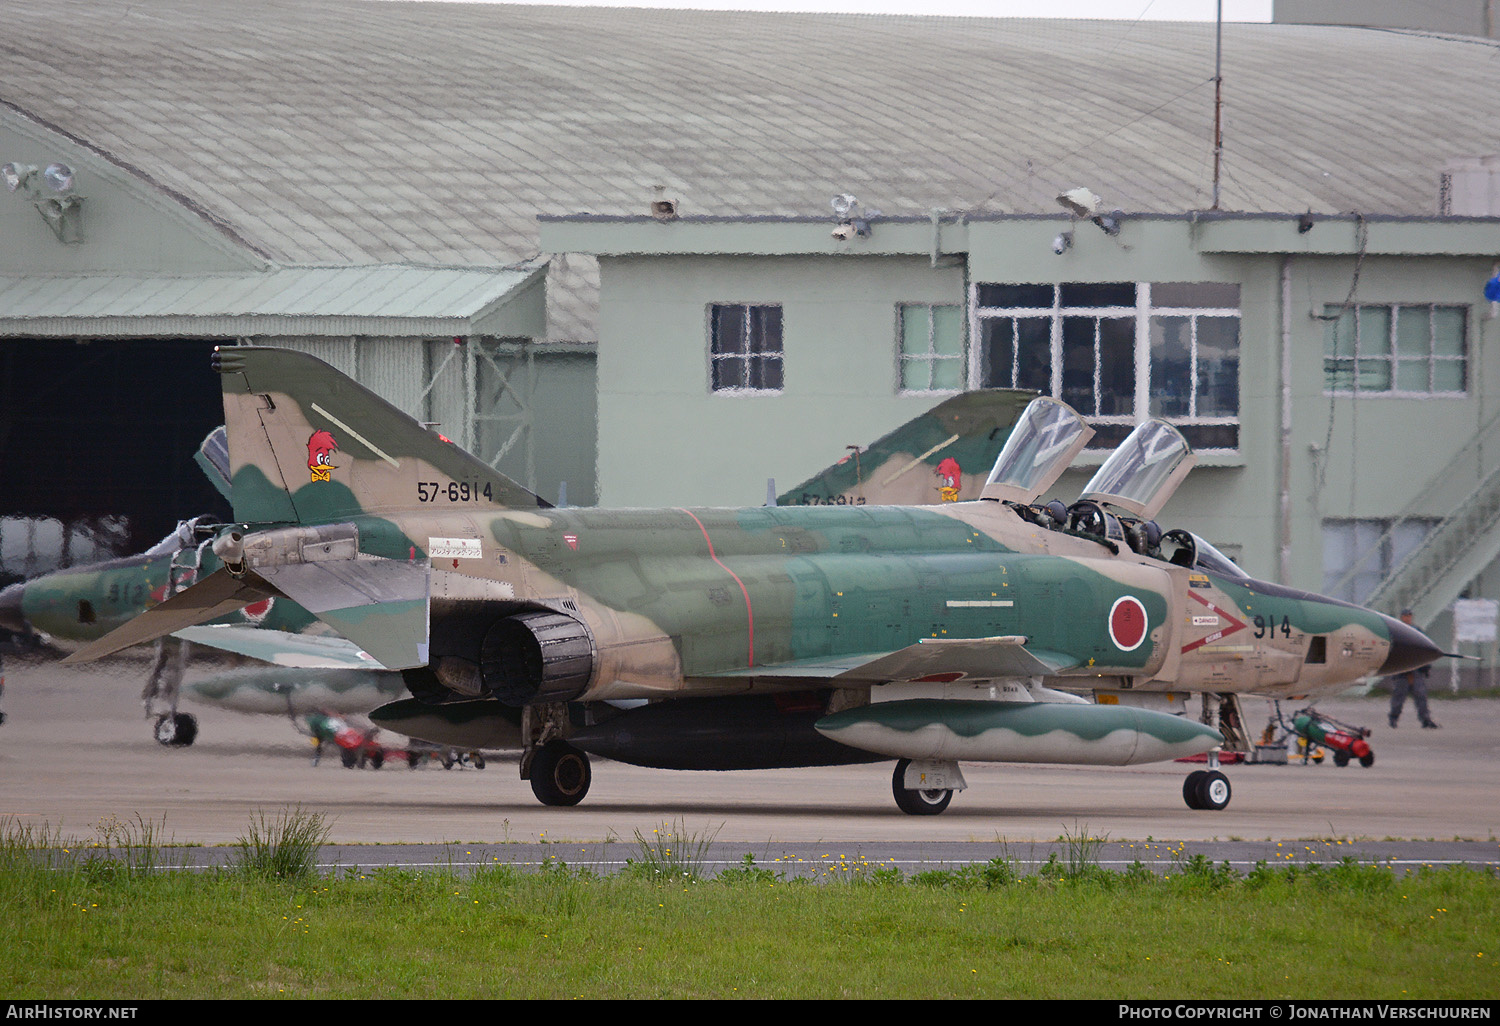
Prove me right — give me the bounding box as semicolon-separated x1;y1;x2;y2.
2;653;1497;874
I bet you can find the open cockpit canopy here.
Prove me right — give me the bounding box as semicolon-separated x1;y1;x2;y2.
979;397;1093;505
1078;419;1197;521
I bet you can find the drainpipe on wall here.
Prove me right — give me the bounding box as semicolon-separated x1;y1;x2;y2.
1279;256;1293;585
929;209;946;268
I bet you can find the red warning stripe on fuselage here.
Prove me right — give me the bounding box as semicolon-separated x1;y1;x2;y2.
676;508;755;668
1180;589;1249;654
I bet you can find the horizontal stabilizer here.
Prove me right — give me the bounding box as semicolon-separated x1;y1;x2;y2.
250;558;430;671
172;625;385;670
62;568;276;664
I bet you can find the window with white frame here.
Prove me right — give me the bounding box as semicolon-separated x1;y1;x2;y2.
972;282;1241;451
1322;517;1439;605
710;304;783;393
898;303;964;392
1323;304;1467;395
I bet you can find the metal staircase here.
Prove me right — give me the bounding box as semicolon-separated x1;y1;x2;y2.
1330;406;1500;628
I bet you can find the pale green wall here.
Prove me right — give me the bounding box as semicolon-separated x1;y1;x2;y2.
1282;253;1500;634
577;214;1500;618
596;253;964;507
0;112;263;275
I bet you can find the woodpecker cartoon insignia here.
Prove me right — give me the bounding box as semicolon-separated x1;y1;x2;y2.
307;430;338;482
936;457;962;502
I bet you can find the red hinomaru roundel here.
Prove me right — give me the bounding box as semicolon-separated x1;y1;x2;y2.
1109;595;1149;652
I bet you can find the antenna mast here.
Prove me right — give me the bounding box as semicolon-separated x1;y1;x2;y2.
1212;0;1223;210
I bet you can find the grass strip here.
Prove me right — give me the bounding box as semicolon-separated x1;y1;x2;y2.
2;816;1496;999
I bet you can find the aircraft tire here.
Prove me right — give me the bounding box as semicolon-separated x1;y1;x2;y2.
172;714;198;747
530;742;591;807
153;713;198;748
891;759;953;816
1194;770;1231;811
1182;770;1206;810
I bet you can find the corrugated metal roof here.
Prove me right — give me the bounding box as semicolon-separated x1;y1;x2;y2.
3;1;1499;339
0;263;547;338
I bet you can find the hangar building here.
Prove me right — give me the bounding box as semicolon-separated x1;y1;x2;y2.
2;0;1499;660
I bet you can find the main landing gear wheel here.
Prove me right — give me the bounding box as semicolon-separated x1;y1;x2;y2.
892;759;954;816
1182;769;1231;811
530;741;592;807
153;712;198;747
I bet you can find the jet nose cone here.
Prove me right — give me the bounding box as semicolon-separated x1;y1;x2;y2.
0;582;27;634
1378;613;1443;676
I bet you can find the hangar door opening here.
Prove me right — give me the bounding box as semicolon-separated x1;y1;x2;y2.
0;339;230;583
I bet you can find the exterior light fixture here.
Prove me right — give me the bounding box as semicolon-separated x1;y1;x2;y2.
1056;188;1101;219
1052;231;1073;255
2;162;37;192
830;192;878;240
2;158;84;242
41;163;74;192
1057;188;1124;240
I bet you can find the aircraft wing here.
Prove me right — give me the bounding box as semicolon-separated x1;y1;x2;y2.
172;625;385;670
247;559;429;671
61;568;277;664
62;556;429;672
700;636;1079;683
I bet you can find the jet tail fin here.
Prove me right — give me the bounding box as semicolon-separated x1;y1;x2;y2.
212;346;549;526
777;389;1035;506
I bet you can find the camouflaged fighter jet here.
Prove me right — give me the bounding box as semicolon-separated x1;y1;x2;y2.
65;347;1442;814
4;393;1030;749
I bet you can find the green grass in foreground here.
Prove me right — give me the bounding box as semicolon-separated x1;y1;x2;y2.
2;815;1497;999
